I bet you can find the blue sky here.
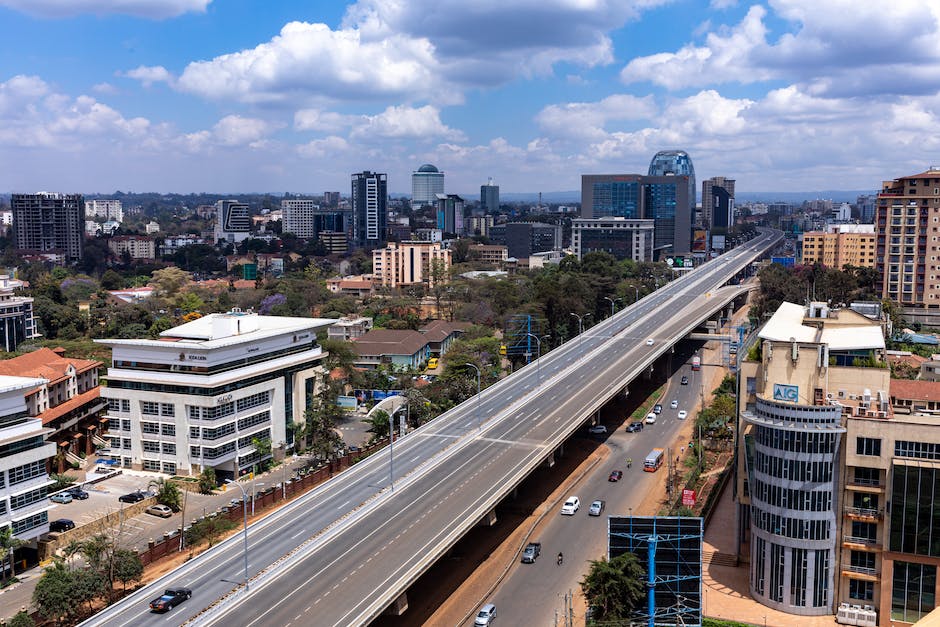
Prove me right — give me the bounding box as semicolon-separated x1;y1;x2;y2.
1;0;938;196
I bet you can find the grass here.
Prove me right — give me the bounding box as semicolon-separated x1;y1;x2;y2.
629;384;666;421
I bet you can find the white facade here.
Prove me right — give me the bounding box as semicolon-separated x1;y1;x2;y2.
281;199;319;238
0;375;55;542
85;199;124;222
0;275;40;351
411;165;444;208
214;200;251;244
96;311;333;479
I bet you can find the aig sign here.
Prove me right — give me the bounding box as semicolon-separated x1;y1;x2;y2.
773;384;799;402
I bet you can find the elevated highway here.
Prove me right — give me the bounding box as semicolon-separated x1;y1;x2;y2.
82;229;781;627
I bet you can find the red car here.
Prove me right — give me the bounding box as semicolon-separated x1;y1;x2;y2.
608;470;623;482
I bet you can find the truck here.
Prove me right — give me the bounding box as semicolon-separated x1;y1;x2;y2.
691;355;701;371
521;542;541;563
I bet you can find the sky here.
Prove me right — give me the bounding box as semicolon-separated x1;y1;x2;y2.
1;0;940;196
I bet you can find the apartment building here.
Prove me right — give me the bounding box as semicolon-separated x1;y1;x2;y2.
96;310;332;479
801;224;876;268
85;199;123;222
466;244;508;267
372;241;451;289
107;235;156;261
11;192;85;263
0;275;39;352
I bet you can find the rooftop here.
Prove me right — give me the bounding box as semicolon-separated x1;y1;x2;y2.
0;375;47;396
759;302;885;351
0;348;100;384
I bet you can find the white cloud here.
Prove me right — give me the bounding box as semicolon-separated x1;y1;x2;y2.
0;0;211;19
536;94;657;139
351;105;465;141
211;115;274;146
293;108;355;133
296;136;350;158
92;82;118;95
122;65;174;87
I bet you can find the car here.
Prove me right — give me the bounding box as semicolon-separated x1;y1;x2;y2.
588;424;607;435
50;492;72;504
145;504;173;518
427;357;439;369
49;519;75;533
681;375;689;385
608;470;623;482
670;399;679;409
678;410;688;420
521;542;541;563
561;496;580;515
589;500;605;516
653;404;663;414
149;587;192;612
119;491;146;503
645;412;657;424
475;603;497;626
626;421;644;433
66;487;89;500
646;338;655;346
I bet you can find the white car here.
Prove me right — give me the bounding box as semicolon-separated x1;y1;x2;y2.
561;496;580;515
670;400;679;409
646;338;655;346
678;410;688;420
645;412;657;424
588;424;607;435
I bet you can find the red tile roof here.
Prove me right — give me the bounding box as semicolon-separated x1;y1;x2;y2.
38;387;103;426
0;347;100;384
890;379;940;402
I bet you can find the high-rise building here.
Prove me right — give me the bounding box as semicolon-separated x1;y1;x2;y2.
856;194;876;223
801;224;876;268
372;241;451;289
436;194;465;235
710;187;734;229
572;218;655;261
0;375;56;543
214;200;250;244
85;199;124;222
11;193;85;263
649;150;696;209
281;198;318;238
702;177;735;228
488;222;562;259
581;174;692;256
481;178;499;214
411;164;444;208
351;171;388;248
323;191;341;207
875;167;940;325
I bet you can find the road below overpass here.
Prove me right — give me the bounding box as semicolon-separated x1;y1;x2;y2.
81;229;781;627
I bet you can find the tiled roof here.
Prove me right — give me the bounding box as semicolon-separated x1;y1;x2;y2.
0;347;100;384
353;330;428;357
419;320;471;342
38;387;103;427
890;379;940;402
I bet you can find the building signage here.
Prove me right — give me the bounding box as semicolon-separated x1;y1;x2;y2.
773;384;799;402
215;394;233;406
682;489;696;506
187;354;207;361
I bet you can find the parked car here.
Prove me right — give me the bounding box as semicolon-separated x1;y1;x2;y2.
608;470;623;482
475;603;497;626
670;399;679;409
521;542;541;564
678;410;688;420
681;376;689;385
49;519;75;533
561;496;580;515
653;404;662;414
589;500;605;516
145;504;173;518
119;491;146;503
149;587;192;612
625;421;644;433
588;424;607;435
66;487;89;500
50;492;72;504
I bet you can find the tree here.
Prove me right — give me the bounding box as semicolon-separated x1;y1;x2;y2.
580;552;646;622
111;548;143;593
364;409;390;442
185;515;237;550
8;610;33;627
150;267;191;299
33;561;76;625
198;467;217;494
0;525;25;582
148;477;183;512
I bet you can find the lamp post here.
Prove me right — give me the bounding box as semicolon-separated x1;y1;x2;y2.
389;408;395;492
569;312;591;353
603;296;621;317
224;479;250;590
633;286;639;304
524;333;548;387
251;480;264;517
462;363;482;431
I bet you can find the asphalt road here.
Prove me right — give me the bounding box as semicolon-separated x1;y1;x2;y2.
81;229;780;627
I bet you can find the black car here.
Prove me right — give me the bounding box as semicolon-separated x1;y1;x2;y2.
680;375;689;385
626;421;644;432
149;587;192;612
49;519;75;533
119;491;146;503
66;487;89;500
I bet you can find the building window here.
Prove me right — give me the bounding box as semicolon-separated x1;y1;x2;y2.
10;486;48;510
121;399;130;412
160;403;174;417
141;401;159;415
890;464;940;556
813;550;829;608
12;511;47;535
141;422;159;435
142;441;160;453
161;424;175;437
849;579;874;601
856;437;881;456
121;419;131;431
190;427;200;439
142;460;161;471
9;460;45;485
108;418;121;431
790;547;807;606
892;561;936;622
162;462;176;474
162;443;175;455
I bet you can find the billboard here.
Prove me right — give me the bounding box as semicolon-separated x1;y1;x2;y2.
711;234;726;250
771;256;795;267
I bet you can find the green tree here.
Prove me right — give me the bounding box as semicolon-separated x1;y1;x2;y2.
150;267;191;299
32;561;92;625
0;525;25;582
99;269;124;290
580;552;646;622
8;610;33;627
111;548;143;593
148;477;183;512
185;515;237;550
364;409;390;441
198;467;217;494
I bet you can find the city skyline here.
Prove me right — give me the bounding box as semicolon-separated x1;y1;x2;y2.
1;1;939;194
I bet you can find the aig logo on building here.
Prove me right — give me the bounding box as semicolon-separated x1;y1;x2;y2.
773;384;799;402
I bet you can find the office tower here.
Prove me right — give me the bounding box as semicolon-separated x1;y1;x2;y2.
481;178;499;214
411;164;444;208
649;150;696;211
85;199;124;222
323;191;341;207
702;177;735;228
856;194;876;223
876;167;940;325
581;174;692;256
801;224;876;268
710;186;734;229
488;222;562;259
11;192;85;262
351;171;388;248
281;199;319;238
436;194;465;235
572;217;655;261
214;199;250;244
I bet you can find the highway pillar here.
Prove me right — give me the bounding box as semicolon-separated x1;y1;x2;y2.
382;592;409;615
476;508;498;527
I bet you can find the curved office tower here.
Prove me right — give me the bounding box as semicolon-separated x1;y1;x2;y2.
648;150;696;207
411;164;444;208
744;396;844;615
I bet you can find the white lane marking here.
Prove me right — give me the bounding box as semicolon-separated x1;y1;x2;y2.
339;499;350;509
290;529;306;540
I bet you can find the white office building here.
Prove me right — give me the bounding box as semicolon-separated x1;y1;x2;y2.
281;199;318;238
0;376;55;543
411;164;444;208
214;200;251;244
85;199;124;222
96;310;333;480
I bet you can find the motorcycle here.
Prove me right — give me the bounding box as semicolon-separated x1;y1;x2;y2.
557;552;564;565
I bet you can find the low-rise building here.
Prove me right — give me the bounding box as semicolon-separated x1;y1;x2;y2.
159;234;208;257
327;317;373;342
419;320;469;356
466;244;508;267
351;330;430;370
0;275;40;352
325;275;375;298
96;310;333;479
572;217;655;261
108;235;156;261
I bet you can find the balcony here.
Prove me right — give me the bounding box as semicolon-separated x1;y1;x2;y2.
844;506;883;520
846;478;884;493
842;535;881;550
841;565;880;581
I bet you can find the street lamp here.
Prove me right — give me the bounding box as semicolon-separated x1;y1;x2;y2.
633;286;639;304
224;479;250;591
603;296;621;317
462;363;482;431
251;481;264;516
524;333;549;387
569;312;591;353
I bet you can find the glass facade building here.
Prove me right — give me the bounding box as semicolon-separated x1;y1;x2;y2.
648;150;696;208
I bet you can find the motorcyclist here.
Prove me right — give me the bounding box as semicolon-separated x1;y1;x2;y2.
627;457;633;468
557;551;564;565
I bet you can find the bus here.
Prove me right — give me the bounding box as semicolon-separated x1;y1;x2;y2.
644;448;665;472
